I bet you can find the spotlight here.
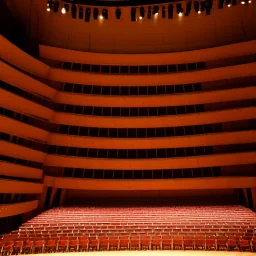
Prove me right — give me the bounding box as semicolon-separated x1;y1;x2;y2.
139;7;145;18
147;6;152;19
185;2;192;16
248;0;251;3
47;0;54;11
61;7;66;14
79;7;84;19
218;0;225;8
64;3;69;12
102;8;108;19
226;0;232;6
116;8;121;19
206;0;213;15
200;1;206;12
71;4;77;19
168;4;173;19
194;1;200;12
153;6;159;15
99;15;103;20
162;6;166;18
93;8;99;19
131;7;136;22
53;1;59;13
176;3;183;16
241;0;245;3
139;16;143;20
85;8;90;22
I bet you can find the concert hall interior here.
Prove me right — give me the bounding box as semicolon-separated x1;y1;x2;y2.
0;0;256;255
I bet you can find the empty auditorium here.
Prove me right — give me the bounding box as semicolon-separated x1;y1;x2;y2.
0;0;255;255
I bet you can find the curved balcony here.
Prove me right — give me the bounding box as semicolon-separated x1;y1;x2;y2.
56;86;256;107
52;107;256;128
43;175;256;191
39;40;256;65
48;130;256;149
0;200;39;218
44;152;256;170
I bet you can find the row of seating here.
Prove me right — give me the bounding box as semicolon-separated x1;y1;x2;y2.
1;235;256;254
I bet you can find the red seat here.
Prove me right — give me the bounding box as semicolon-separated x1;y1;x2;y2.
151;235;162;250
194;235;205;250
184;235;194;250
45;239;57;253
173;235;183;250
119;236;129;250
58;239;69;252
69;239;79;252
217;235;227;250
109;237;119;251
78;238;89;252
141;235;151;250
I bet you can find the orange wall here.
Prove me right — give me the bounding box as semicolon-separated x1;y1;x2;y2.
56;86;256;107
0;115;49;142
44;152;256;170
44;175;256;191
0;161;42;179
48;63;256;86
0;200;39;218
0;89;53;120
48;130;256;149
39;40;256;65
52;107;256;128
0;179;43;194
0;141;46;163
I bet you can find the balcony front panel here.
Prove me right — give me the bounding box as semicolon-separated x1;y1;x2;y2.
0;200;39;218
0;179;43;194
44;152;256;170
0;89;54;120
0;115;49;142
0;61;56;100
0;36;50;78
44;176;256;191
48;63;256;86
55;86;256;107
0;161;42;179
47;130;256;149
52;107;256;128
0;141;46;163
39;41;256;65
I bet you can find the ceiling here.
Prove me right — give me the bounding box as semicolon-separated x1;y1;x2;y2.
4;0;256;53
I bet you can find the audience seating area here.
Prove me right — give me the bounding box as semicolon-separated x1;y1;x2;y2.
0;205;256;254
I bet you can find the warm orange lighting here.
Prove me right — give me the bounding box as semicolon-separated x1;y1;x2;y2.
61;7;66;14
47;7;50;12
139;16;143;20
154;12;159;16
178;12;183;17
228;4;231;7
248;0;251;3
198;10;201;14
99;15;104;20
241;1;245;3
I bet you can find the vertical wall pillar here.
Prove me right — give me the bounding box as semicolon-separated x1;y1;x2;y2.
59;189;68;206
251;187;256;211
242;188;249;208
49;188;57;209
38;185;48;213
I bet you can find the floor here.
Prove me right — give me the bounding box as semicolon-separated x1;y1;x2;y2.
30;251;255;256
